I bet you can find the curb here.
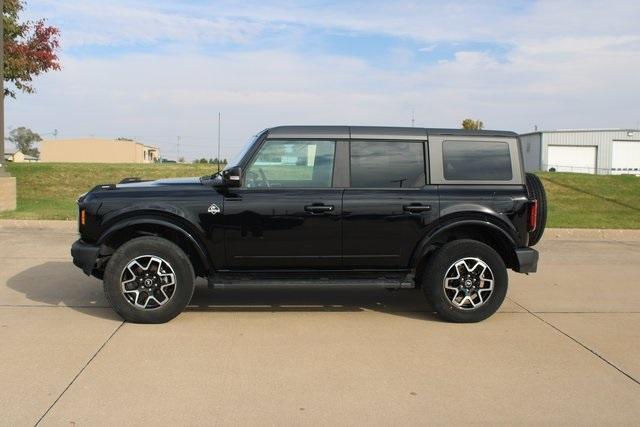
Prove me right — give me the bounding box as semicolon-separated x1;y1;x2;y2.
543;228;640;242
0;220;639;241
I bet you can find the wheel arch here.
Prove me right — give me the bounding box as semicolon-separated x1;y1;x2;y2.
98;216;212;277
411;219;519;283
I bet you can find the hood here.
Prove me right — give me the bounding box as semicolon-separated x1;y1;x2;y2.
115;177;202;188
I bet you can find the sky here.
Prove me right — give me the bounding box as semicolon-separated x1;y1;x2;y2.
6;0;640;161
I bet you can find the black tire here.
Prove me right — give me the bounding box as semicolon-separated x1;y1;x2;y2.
422;239;508;323
525;172;547;246
103;236;195;323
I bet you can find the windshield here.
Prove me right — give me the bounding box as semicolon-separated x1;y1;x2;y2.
224;133;261;170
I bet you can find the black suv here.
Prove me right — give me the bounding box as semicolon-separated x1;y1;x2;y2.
72;126;546;323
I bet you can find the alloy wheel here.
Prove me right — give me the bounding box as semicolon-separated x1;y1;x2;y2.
442;257;494;310
120;255;177;310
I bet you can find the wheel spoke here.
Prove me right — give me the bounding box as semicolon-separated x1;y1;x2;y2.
444;278;459;290
120;255;177;310
442;257;495;311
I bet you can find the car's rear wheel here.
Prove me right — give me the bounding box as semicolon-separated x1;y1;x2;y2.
525;172;547;246
422;239;508;323
103;236;195;323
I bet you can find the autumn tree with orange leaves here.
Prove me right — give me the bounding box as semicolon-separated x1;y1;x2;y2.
3;0;61;98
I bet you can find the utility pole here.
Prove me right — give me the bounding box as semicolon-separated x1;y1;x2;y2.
217;112;221;172
0;0;7;178
177;136;181;162
411;109;415;127
0;0;17;214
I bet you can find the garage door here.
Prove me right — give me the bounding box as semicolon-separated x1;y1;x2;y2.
612;141;640;175
547;145;597;174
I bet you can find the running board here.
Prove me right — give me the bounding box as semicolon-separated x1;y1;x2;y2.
207;273;416;290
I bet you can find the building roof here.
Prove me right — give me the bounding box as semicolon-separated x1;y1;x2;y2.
266;125;517;140
520;128;640;137
41;138;158;150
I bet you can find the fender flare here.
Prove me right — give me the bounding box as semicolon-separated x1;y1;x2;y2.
98;216;212;272
410;218;518;268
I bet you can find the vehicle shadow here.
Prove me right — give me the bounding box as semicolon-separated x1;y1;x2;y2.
5;261;117;320
7;261;441;322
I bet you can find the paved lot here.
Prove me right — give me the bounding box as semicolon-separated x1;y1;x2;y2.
1;224;639;426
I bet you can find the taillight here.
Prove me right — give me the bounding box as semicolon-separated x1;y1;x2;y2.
528;199;538;232
80;208;86;226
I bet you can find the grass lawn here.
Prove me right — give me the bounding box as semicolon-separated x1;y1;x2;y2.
537;172;640;229
1;163;219;220
1;164;638;228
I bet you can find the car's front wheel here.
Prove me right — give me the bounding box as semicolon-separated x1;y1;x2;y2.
422;239;508;323
103;236;195;323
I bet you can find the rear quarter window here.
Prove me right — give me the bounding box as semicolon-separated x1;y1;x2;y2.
443;140;512;181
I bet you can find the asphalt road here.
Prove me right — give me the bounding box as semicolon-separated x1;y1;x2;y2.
1;224;639;425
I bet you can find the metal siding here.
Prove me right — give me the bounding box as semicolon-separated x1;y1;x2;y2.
539;130;639;174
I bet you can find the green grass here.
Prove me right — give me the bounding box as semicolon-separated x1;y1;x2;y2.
537;172;640;229
1;164;639;228
0;163;219;220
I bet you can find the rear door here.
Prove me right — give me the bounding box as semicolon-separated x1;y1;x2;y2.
342;139;439;268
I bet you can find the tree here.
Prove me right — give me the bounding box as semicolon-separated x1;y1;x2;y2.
462;118;484;130
6;126;41;157
207;158;228;165
3;0;61;98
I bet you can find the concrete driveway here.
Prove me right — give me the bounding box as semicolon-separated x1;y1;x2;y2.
1;222;639;426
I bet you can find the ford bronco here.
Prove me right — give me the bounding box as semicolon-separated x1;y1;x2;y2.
71;126;546;323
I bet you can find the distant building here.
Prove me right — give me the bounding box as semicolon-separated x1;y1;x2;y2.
40;138;159;163
520;129;640;175
4;151;39;163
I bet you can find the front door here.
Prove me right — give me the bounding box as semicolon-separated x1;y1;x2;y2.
224;139;342;269
342;139;439;268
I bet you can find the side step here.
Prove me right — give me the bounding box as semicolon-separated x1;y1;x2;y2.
208;273;416;290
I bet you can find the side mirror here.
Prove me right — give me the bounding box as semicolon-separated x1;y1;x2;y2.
222;166;242;187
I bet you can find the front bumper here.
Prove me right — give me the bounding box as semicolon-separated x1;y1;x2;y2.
515;247;539;274
71;239;100;276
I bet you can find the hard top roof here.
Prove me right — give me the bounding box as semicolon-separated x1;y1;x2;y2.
266;125;517;140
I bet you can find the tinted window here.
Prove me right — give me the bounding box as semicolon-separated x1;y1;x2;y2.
246;140;335;188
351;141;425;188
443;140;512;181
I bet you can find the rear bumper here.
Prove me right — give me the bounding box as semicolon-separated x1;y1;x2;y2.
71;240;100;276
515;247;539;274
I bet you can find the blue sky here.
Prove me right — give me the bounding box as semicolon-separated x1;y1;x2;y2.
6;0;640;160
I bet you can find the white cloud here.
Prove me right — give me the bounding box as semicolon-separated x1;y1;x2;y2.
7;0;640;160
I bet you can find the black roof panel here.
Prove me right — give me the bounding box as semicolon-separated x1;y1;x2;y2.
266;125;517;139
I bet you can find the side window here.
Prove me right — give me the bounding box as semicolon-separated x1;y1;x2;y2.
350;141;425;188
442;140;512;181
245;140;335;188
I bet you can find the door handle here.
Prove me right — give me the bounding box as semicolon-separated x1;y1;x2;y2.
403;204;431;213
304;204;334;213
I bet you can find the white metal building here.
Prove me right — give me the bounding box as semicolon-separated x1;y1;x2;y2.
520;129;640;175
